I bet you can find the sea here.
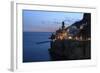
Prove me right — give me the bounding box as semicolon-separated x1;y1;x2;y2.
23;32;52;62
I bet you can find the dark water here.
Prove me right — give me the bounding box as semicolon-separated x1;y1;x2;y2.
23;32;52;62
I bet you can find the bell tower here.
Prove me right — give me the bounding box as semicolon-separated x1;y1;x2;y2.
62;21;65;30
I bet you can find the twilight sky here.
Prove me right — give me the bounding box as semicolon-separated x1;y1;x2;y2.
23;10;83;32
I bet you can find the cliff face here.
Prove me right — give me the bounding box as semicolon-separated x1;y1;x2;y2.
49;39;91;60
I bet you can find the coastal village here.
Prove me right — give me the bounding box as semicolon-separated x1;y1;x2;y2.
49;13;91;60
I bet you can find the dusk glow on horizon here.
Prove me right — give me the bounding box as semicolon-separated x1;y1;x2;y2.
23;10;83;32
